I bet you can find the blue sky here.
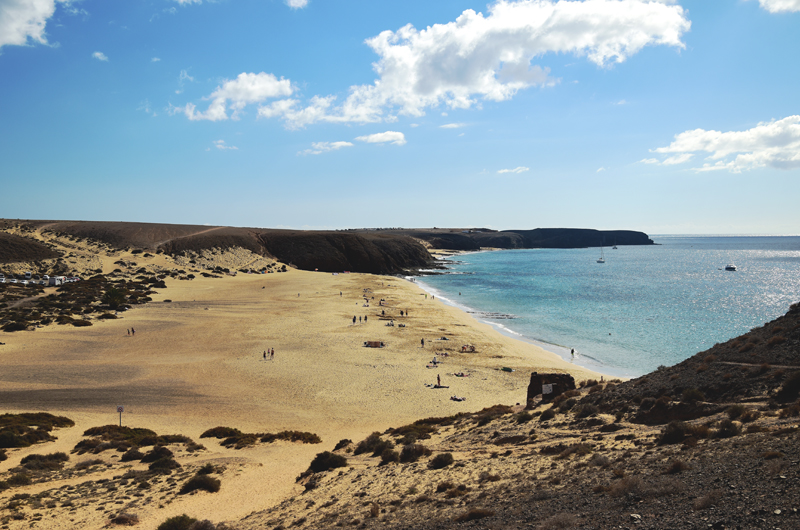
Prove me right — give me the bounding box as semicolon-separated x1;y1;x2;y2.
1;0;798;234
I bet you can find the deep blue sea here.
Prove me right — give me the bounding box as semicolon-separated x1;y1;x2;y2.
414;236;800;378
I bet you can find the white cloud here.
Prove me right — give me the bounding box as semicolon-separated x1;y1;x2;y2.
0;0;73;49
285;0;308;9
596;167;606;172
138;99;157;116
648;115;800;172
175;69;193;94
440;123;466;129
299;141;353;156
175;72;293;121
497;166;529;174
213;140;238;150
758;0;800;13
614;99;627;105
151;57;160;62
259;0;690;128
174;0;202;5
409;123;419;128
355;131;406;145
92;51;108;61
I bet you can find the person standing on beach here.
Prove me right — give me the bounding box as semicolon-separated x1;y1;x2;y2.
421;338;425;347
127;329;130;336
571;348;575;359
131;327;135;336
359;316;362;323
263;351;267;360
437;374;441;387
271;348;274;360
353;315;356;324
364;315;368;323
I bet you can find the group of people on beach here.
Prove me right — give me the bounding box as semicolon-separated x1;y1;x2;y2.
263;349;275;361
126;328;135;336
352;315;368;324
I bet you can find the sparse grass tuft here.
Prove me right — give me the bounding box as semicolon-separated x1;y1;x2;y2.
399;443;431;463
693;490;722;510
663;459;690;474
20;452;69;471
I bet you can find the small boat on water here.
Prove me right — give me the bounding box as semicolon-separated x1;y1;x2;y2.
597;246;605;264
725;264;737;271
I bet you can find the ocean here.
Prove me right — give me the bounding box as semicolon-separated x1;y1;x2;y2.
414;236;800;378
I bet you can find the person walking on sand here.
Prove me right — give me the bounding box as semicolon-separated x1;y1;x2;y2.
359;316;362;323
131;327;135;336
437;374;441;387
364;315;367;323
271;348;274;360
127;329;130;336
353;315;356;324
263;351;267;360
421;338;425;348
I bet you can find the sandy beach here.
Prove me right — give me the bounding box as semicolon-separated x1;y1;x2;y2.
0;247;605;529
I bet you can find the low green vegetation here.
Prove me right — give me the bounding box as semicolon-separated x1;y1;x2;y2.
0;413;74;449
200;427;321;449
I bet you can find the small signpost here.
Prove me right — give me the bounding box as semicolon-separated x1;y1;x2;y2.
542;383;553;396
117;405;124;426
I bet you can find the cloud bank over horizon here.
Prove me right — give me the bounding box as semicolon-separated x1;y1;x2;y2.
645;115;800;172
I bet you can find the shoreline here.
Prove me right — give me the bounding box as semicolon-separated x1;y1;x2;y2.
411;275;621;380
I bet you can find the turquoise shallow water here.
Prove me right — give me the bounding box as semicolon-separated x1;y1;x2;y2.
415;236;800;378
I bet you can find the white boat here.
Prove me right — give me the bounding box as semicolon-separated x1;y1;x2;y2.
724;264;737;271
597;246;605;264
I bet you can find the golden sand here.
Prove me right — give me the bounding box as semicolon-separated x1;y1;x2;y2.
0;246;605;529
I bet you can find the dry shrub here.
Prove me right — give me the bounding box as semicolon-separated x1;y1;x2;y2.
537;513;576;530
20;452;68;471
539;408;557;422
693;490;721;510
453;508;494;522
725;405;746;419
608;476;643;498
436;481;455;493
369;502;379;518
704;354;717;363
179;474;221;494
573;404;599;419
551;390;580;407
428;452;454;469
767;335;787;347
478;471;501;482
714;419;741;439
580;379;599;388
399;444;431;463
110;513;139;526
740;409;761;423
682;388;705;404
156;514;196;530
380;449;399;465
588;385;605;394
74;458;104;470
354;432;393;457
776;371;800;403
663;459;690;474
590;453;610;467
307;451;347;473
696;364;709;373
779;403;800;418
762;451;783;460
556;444;592;459
473;405;513;426
658;421;709;445
493;435;527;445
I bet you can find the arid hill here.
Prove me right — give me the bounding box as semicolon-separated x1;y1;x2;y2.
0;220;432;275
0;233;60;264
359;227;654;251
